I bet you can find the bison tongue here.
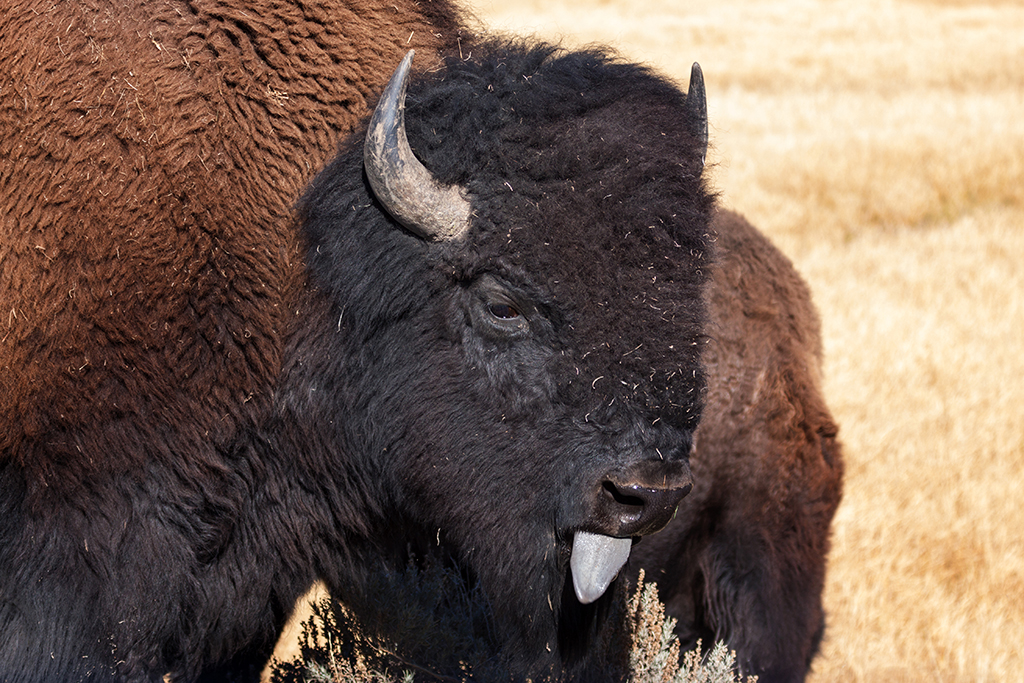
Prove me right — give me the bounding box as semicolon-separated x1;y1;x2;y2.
570;531;632;604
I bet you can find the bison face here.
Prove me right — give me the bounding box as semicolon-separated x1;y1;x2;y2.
294;43;713;674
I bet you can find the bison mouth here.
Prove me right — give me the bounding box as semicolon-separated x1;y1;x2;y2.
552;530;636;666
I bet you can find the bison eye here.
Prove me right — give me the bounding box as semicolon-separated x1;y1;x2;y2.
472;276;531;339
487;302;521;320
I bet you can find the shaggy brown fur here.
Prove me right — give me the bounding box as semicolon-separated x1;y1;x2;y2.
0;0;461;489
630;209;844;682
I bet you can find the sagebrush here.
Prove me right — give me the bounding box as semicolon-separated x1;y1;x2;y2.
270;566;755;683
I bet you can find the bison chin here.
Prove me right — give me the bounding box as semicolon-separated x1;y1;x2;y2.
469;533;626;677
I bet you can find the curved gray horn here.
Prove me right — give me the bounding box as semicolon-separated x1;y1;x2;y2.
686;62;708;168
364;50;471;241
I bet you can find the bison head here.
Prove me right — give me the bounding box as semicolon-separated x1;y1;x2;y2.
290;41;714;675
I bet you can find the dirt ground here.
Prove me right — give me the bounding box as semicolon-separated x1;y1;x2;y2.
269;1;1024;680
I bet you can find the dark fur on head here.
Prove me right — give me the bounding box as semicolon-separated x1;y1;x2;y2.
306;41;714;424
292;40;714;675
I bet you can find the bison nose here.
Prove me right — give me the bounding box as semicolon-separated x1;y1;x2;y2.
593;461;693;538
570;461;693;604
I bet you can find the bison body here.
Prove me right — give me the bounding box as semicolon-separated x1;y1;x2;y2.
0;1;841;681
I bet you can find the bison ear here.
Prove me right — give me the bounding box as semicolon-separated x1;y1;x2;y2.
686;62;708;168
363;50;472;241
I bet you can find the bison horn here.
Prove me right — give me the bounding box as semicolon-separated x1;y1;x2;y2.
364;50;472;241
686;62;708;168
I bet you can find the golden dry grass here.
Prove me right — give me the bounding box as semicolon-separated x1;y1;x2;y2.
269;1;1024;680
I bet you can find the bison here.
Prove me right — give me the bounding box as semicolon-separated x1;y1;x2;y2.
0;0;842;680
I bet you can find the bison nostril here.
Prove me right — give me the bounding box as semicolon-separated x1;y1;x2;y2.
602;481;645;510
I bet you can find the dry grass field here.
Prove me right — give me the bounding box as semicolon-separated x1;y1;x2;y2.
269;1;1024;680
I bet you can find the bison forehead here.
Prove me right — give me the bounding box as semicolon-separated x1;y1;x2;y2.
503;204;710;428
404;43;713;421
479;188;709;374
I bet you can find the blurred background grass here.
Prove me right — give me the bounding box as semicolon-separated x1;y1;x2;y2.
270;1;1024;680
